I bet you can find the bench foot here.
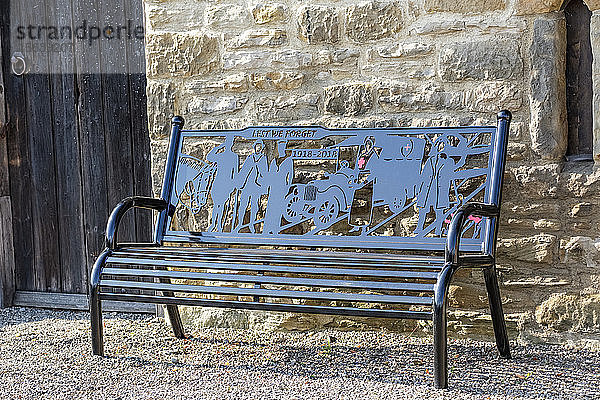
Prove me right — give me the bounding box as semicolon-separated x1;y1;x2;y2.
433;265;455;389
484;266;511;359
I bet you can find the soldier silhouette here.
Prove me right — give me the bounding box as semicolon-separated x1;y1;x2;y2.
416;137;455;236
263;140;294;234
234;139;268;233
206;136;238;232
350;136;380;235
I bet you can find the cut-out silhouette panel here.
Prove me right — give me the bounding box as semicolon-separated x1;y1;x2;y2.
167;126;495;250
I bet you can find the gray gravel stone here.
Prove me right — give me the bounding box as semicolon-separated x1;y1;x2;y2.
0;307;598;400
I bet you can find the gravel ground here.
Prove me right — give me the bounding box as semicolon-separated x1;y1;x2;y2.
0;307;598;400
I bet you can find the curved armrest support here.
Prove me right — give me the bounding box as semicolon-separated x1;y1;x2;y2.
105;196;167;249
445;202;499;266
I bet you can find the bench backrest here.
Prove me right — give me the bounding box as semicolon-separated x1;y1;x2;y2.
154;112;511;252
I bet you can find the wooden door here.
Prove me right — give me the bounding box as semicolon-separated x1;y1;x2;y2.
1;0;153;309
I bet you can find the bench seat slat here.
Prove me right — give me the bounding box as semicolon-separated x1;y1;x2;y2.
98;292;433;320
112;247;446;269
105;257;440;280
102;267;436;292
99;280;434;305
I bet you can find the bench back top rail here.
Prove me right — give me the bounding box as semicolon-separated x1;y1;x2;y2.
153;112;511;252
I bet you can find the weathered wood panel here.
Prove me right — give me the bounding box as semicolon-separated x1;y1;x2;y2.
4;0;35;292
3;0;152;304
45;0;87;294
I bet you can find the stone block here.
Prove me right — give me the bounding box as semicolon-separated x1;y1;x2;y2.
589;2;600;11
146;33;219;78
571;203;594;218
592;14;600;160
187;96;249;115
532;219;561;231
315;49;360;67
595;90;600;162
508;164;561;198
271;50;313;69
146;80;175;140
505;202;560;218
227;29;287;48
376;42;433;58
184;74;249;94
378;82;462;112
323;83;373;116
497;233;556;263
205;4;250;27
145;2;204;31
150;139;169;195
424;0;506;13
252;3;287;24
297;6;339;44
346;1;404;42
562;166;600;197
250;72;304;90
505;217;561;231
363;55;436;79
593;14;600;75
253;94;320;122
464;82;523;113
409;18;465;35
438;39;523;81
535;293;600;332
515;0;563;15
529;16;567;161
560;236;600;267
507;142;528;161
223;51;272;70
448;283;488;308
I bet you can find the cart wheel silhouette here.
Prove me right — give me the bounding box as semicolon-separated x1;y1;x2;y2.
388;194;406;213
314;197;340;228
283;187;303;224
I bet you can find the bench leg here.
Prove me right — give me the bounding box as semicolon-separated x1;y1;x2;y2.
157;276;186;338
165;304;186;339
90;287;104;356
90;249;110;356
433;265;455;389
484;266;511;359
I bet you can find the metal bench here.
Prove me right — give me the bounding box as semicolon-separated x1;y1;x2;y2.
90;110;512;388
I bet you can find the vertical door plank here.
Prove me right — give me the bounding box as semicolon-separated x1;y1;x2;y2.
0;6;14;307
99;0;136;244
21;1;61;292
0;9;8;198
46;0;87;293
126;0;152;242
72;0;109;282
5;0;36;291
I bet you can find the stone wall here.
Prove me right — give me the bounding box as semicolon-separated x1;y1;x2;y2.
143;0;600;347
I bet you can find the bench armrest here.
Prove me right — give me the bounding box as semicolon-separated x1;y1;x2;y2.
445;202;499;266
105;196;167;249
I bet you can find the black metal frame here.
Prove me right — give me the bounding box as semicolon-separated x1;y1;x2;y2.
89;111;512;389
